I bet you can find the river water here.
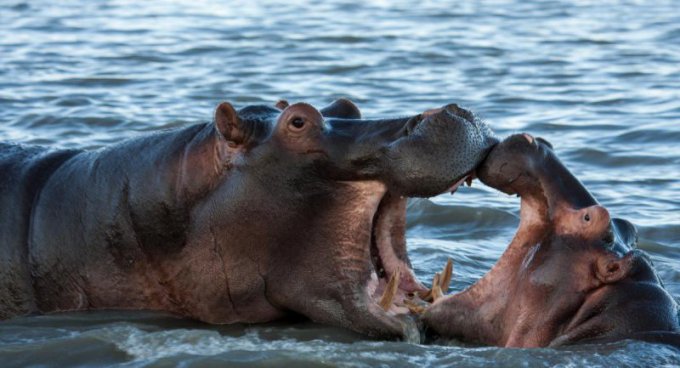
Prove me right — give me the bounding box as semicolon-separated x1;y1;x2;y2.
1;0;679;366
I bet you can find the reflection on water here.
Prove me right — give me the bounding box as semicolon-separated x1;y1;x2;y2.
1;0;679;366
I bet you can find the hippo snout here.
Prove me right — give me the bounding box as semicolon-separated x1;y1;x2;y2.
385;104;498;197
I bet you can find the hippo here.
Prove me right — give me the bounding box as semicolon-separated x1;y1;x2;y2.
0;99;497;341
418;133;680;347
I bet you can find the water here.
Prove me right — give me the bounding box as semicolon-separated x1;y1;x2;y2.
1;0;679;366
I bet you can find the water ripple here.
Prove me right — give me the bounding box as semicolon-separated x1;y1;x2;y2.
1;0;679;366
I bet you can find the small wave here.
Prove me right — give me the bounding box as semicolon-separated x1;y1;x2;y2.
44;77;137;87
306;35;371;44
657;27;680;42
614;129;680;144
15;114;125;129
525;121;621;132
564;148;673;168
587;97;639;107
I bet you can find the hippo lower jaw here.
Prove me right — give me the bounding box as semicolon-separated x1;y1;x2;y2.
363;174;474;314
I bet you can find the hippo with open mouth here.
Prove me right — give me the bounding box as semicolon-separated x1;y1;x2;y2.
0;99;496;341
418;133;680;347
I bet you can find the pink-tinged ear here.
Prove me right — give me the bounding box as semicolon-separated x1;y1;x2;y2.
596;252;634;284
214;102;245;144
275;99;289;110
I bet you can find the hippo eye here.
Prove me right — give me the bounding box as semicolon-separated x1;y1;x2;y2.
289;117;305;131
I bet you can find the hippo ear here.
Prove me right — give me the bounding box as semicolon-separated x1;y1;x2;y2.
214;102;246;145
536;137;553;149
596;252;634;284
320;98;361;119
275;99;289;110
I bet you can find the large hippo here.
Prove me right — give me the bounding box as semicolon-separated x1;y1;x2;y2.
419;134;679;347
0;99;496;340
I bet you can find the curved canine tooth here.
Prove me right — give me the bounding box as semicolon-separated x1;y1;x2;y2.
379;269;401;311
415;260;453;302
432;282;443;301
439;259;453;294
418;273;441;302
432;272;441;291
423;272;442;303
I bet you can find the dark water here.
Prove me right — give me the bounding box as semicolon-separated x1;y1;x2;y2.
1;0;679;366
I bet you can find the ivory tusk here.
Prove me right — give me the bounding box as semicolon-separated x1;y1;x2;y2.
432;282;443;301
379;269;401;311
439;258;453;294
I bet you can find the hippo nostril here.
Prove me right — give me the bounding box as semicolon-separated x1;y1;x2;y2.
584;214;591;222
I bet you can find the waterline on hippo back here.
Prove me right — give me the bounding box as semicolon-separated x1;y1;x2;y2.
417;133;679;347
0;99;497;341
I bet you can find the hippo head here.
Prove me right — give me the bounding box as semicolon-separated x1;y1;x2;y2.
192;99;496;340
420;134;678;347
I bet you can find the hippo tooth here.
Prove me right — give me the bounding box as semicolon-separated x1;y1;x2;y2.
431;280;444;302
379;269;401;311
404;299;425;314
421;273;441;302
417;288;432;301
440;259;453;294
448;176;468;195
416;273;435;302
432;272;444;302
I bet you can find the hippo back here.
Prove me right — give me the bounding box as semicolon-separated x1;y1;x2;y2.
0;143;81;318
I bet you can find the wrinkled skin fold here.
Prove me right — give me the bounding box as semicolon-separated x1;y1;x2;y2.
420;133;680;347
0;99;497;341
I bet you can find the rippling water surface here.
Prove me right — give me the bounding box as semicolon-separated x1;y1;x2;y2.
1;0;679;366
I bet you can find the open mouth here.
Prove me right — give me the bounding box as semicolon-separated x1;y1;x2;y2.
364;191;426;314
363;172;474;315
413;133;618;320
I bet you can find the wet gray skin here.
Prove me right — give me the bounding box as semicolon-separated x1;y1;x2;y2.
0;99;497;341
420;134;680;347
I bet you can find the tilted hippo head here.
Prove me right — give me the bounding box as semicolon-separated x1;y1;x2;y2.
419;134;679;347
189;99;497;340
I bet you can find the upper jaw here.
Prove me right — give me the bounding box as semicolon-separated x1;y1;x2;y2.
377;106;497;198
